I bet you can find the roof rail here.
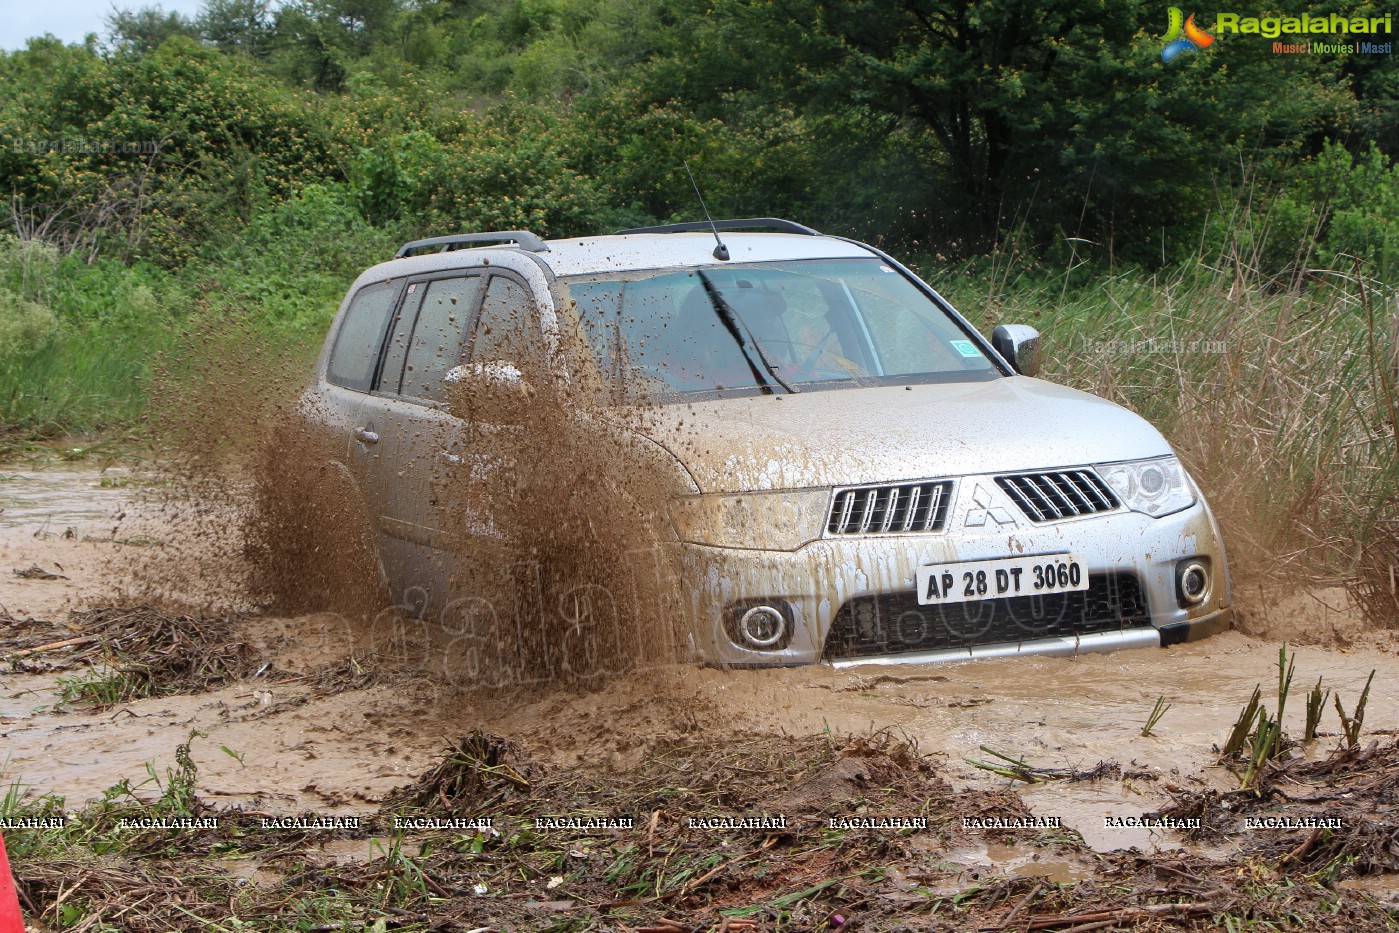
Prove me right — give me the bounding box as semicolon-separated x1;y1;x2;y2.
615;218;821;236
396;231;550;258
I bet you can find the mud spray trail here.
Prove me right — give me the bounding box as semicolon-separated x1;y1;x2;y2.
4;463;1399;930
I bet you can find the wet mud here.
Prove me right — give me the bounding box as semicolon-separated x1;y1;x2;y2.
3;465;1399;930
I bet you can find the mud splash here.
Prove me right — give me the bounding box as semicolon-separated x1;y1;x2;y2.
434;309;693;686
116;292;708;692
242;417;390;619
105;317;317;616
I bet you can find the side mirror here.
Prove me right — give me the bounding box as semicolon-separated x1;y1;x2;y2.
991;324;1042;377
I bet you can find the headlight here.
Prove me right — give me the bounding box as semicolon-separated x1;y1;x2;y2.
670;489;828;550
1097;456;1196;517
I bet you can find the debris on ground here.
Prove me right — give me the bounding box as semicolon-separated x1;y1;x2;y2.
11;563;67;580
3;606;261;702
9;730;1399;932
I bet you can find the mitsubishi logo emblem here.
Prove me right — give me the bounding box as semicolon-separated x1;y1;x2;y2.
965;483;1016;527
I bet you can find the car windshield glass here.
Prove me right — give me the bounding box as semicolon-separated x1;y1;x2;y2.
564;258;1000;402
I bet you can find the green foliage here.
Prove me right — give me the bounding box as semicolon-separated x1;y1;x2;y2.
1206;142;1399;284
57;668;148;707
0;288;59;356
105;5;201;54
0;326;157;434
4;0;1395;267
204;182;395;329
650;0;1360;257
1310;143;1399;282
565;83;819;227
0;233;176;433
350;106;609;236
0;289;59;367
197;0;275;57
0;36;337;264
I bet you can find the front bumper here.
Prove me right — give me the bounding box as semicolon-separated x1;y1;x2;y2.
679;494;1232;667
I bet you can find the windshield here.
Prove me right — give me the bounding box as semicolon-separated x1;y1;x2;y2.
564;258;1001;402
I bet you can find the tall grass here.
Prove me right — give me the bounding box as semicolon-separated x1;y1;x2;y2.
939;254;1399;624
1;326;161;436
0;187;390;443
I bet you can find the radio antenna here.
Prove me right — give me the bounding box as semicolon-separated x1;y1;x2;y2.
684;161;729;261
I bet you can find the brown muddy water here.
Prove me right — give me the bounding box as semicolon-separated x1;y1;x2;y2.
2;465;1398;860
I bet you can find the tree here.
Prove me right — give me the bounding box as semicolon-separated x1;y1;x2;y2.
651;0;1356;258
267;0;404;90
104;4;201;54
197;0;274;56
0;37;338;263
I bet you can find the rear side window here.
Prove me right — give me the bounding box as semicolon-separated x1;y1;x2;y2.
327;280;399;391
374;280;427;395
470;275;537;363
401;276;485;402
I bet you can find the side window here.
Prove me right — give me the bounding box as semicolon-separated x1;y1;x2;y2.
374;281;427;394
567;279;621;380
470;275;538;363
401;275;484;403
327;280;399;391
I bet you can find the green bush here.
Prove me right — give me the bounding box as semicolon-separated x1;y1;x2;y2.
0;36;338;266
195;182;396;331
1312;143;1399;283
0;233;176;434
1202;143;1399;286
351;107;609;237
0;289;59;355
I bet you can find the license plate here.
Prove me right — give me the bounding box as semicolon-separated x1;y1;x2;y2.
916;554;1088;605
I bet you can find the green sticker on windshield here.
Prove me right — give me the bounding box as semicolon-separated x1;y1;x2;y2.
950;340;982;358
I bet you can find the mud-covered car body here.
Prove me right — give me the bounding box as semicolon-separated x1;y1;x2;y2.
299;220;1232;667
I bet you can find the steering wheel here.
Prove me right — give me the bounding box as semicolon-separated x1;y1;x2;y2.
788;328;838;381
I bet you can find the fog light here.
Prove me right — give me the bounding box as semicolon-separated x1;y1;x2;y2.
739;606;787;647
723;600;794;651
1177;559;1210;606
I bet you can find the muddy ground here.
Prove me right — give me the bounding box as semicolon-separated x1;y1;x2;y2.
2;461;1399;931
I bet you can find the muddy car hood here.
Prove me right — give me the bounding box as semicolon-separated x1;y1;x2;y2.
635;377;1172;494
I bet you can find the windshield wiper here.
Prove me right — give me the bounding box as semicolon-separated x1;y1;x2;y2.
696;272;797;394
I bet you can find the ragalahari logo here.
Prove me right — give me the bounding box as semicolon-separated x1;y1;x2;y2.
1162;7;1216;61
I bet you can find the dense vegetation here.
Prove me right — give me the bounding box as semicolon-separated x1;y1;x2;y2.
5;0;1399;266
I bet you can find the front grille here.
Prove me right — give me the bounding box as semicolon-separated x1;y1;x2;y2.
826;481;953;536
822;573;1150;659
996;470;1119;522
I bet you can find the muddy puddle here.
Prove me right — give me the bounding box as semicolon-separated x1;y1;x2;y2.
3;464;1398;863
0;466;151;618
0;467;142;529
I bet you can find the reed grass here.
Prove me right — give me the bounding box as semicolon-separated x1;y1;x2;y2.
1141;695;1171;737
1222;686;1263;759
1334;670;1376;749
0;325;161;435
1304;677;1328;742
939;252;1399;624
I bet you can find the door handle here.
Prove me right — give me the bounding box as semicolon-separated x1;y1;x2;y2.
354;427;380;444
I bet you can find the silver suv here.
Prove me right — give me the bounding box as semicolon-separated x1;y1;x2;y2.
299;219;1232;667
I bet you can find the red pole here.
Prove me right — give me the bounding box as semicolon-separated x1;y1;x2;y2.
0;829;22;933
